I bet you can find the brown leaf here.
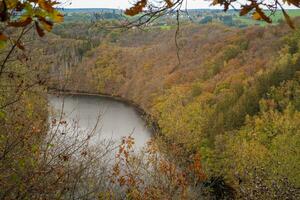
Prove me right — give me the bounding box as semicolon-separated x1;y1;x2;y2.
224;2;230;12
35;21;45;37
282;9;295;29
253;6;272;23
240;5;254;16
211;0;229;11
285;0;300;7
8;17;32;27
165;0;174;8
38;16;53;31
212;0;221;6
38;0;54;13
0;32;8;41
124;0;147;16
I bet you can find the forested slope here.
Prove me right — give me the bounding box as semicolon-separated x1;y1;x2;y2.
1;1;299;199
12;16;298;198
61;20;300;197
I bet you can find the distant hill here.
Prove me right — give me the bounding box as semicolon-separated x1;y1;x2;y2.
58;8;123;14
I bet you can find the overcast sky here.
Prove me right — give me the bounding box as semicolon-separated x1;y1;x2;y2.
58;0;298;10
59;0;222;9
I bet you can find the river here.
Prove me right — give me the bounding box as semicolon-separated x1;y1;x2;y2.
48;94;152;149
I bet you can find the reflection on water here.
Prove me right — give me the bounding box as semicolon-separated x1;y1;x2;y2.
48;94;152;149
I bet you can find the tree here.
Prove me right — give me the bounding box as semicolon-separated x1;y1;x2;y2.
124;0;299;29
0;0;63;77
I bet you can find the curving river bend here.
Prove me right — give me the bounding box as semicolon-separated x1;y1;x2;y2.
48;94;152;149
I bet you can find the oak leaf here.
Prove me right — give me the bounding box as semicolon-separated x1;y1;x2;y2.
240;5;254;16
8;17;32;27
38;16;53;31
165;0;173;8
124;0;147;16
38;0;54;13
35;21;45;37
285;0;300;7
252;6;272;23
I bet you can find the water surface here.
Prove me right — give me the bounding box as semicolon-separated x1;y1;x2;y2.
48;94;152;149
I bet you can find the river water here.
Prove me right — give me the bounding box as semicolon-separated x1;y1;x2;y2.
48;94;152;149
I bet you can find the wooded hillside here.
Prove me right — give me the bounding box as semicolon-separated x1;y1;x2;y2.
53;19;300;198
1;3;299;198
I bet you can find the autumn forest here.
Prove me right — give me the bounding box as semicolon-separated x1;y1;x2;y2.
0;0;300;199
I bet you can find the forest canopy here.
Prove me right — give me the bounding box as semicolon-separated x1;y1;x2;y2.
0;0;300;199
